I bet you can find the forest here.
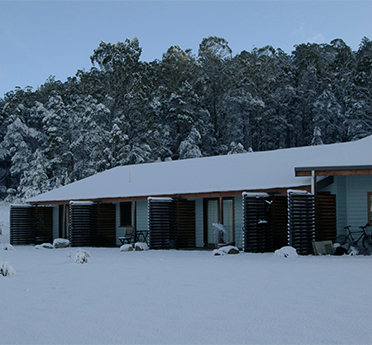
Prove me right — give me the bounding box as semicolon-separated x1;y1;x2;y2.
0;36;371;202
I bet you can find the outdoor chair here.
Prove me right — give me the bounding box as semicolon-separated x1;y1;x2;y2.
119;228;134;245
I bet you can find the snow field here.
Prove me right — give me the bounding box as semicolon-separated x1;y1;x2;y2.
1;246;372;344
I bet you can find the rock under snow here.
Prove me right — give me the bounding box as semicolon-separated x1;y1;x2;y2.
135;242;149;251
120;244;133;252
219;245;240;254
0;262;16;276
275;246;298;258
213;245;240;256
75;249;91;264
53;238;70;249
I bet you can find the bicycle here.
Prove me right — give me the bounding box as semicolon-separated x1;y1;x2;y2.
336;224;372;250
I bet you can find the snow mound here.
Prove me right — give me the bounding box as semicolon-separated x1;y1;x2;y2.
0;262;16;276
0;243;15;251
53;238;70;249
75;249;91;264
135;242;149;251
120;244;133;252
275;246;298;258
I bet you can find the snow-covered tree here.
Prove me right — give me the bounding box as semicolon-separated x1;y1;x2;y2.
228;142;248;154
311;126;324;146
17;149;51;202
178;127;203;159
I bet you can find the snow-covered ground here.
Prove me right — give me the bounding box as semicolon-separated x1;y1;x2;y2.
2;204;372;344
0;246;372;344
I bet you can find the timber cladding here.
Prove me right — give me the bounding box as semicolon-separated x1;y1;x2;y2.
176;199;196;248
270;195;289;250
148;198;196;249
34;206;53;244
95;203;116;247
315;194;337;242
10;205;53;245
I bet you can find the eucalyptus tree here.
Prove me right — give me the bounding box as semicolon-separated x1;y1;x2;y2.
197;36;233;154
346;37;372;139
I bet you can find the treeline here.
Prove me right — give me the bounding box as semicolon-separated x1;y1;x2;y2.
0;36;371;202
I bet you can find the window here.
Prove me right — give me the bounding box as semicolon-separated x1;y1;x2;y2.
120;202;132;227
368;193;372;225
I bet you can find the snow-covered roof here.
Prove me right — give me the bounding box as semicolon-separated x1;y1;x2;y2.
27;135;372;203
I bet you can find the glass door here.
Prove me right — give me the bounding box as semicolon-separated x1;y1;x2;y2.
222;199;234;244
206;199;219;244
204;198;234;246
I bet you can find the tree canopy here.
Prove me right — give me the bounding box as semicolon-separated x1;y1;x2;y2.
1;36;371;202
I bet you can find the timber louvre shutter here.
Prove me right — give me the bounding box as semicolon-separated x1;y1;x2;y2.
10;205;54;245
242;193;273;253
10;205;35;245
148;198;176;249
176;199;195;248
69;202;97;247
242;192;321;254
287;190;316;255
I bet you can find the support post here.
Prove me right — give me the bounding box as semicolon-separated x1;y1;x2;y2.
311;170;317;195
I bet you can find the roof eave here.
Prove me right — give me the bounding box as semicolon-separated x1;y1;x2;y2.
28;185;312;206
295;165;372;176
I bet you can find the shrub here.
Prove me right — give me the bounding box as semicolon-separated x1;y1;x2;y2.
0;262;16;276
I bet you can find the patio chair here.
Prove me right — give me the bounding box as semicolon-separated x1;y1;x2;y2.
119;228;134;245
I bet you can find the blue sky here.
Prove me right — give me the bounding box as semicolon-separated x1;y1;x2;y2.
0;0;371;97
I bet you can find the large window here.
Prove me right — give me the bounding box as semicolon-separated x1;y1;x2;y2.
368;193;372;225
120;202;132;227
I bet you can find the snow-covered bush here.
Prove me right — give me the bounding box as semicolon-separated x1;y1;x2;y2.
275;246;298;258
135;242;149;251
0;243;15;251
120;244;133;252
0;262;16;276
75;249;91;264
53;238;70;249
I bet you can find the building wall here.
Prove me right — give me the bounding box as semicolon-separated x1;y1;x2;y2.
234;196;243;249
322;175;372;234
136;200;148;231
